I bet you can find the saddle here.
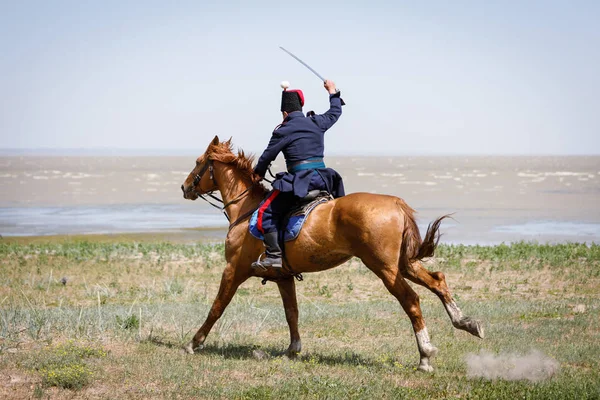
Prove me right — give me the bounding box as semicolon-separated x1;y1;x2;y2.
249;190;333;242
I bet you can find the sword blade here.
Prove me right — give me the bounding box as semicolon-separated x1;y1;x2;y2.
279;46;326;82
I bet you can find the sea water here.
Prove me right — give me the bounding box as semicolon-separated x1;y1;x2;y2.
1;154;598;244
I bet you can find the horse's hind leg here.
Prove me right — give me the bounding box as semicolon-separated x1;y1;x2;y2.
365;260;439;372
184;264;249;354
276;278;301;358
401;261;484;339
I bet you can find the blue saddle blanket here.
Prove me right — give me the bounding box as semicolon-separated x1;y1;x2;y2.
249;196;330;242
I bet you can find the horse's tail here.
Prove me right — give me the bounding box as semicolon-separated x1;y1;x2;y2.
399;201;450;263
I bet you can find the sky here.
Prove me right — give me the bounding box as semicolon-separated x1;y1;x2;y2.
0;0;599;155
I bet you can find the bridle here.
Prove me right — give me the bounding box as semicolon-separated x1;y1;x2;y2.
189;158;255;224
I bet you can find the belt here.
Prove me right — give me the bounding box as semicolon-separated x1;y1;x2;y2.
287;158;325;173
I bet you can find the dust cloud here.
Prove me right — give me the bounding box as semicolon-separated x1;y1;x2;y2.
466;350;559;382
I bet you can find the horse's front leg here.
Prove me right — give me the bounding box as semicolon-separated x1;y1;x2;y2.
276;277;301;358
184;263;249;354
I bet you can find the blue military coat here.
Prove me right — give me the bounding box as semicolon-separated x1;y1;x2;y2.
254;91;345;199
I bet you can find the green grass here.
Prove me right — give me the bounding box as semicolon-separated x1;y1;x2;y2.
22;341;106;390
1;240;599;398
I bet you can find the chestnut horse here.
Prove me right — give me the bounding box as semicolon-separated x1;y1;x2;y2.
181;136;483;372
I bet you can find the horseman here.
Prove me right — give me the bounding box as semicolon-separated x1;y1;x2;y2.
252;80;345;269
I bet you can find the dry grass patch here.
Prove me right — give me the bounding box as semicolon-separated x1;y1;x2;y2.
1;240;599;398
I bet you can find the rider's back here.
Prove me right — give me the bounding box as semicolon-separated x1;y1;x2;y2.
273;116;326;163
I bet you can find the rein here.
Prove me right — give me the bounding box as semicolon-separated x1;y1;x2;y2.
192;159;255;223
228;166;277;229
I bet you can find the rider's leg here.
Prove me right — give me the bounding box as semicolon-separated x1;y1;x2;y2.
259;231;282;267
253;191;293;269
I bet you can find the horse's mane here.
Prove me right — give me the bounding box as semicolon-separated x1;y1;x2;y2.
205;139;267;195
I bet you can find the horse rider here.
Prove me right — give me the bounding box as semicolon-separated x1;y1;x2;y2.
252;80;346;269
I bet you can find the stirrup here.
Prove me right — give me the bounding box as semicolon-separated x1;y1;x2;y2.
251;252;267;271
251;252;282;270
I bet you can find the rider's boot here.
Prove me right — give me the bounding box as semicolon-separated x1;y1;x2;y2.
252;231;283;269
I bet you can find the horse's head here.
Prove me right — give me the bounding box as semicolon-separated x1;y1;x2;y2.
181;135;224;200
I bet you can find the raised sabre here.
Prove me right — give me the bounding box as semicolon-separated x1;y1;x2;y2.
279;46;326;82
279;46;345;105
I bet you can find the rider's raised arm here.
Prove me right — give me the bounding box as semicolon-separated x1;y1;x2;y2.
310;80;343;132
254;133;288;178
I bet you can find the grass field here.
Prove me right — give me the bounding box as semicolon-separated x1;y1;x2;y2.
1;240;599;399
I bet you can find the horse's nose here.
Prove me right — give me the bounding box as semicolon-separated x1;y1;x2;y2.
181;184;186;198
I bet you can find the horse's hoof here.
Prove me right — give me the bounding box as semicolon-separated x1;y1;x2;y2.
183;341;203;354
284;350;300;360
466;318;484;339
183;342;194;354
284;341;301;359
458;317;485;339
474;320;485;339
417;360;434;373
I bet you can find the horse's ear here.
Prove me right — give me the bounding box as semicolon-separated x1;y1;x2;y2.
205;135;220;156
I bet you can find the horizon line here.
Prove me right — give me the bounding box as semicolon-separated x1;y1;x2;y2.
1;147;599;157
